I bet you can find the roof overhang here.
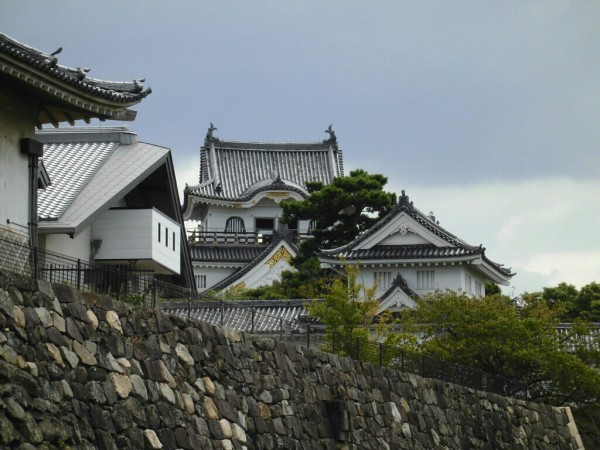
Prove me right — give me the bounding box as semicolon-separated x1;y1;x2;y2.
0;50;141;127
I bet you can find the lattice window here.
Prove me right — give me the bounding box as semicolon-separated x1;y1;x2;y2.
225;217;246;233
417;270;435;289
374;271;392;290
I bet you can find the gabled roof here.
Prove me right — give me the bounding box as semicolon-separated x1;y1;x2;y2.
319;190;514;282
207;233;298;292
378;274;417;313
184;128;344;202
37;127;167;232
0;33;150;126
35;126;195;288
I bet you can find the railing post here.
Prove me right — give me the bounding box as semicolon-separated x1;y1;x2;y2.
331;329;335;353
188;289;192;319
116;268;120;301
422;353;425;377
356;337;360;360
251;309;255;334
306;324;311;348
33;246;38;280
220;299;224;326
279;318;283;340
77;259;82;290
153;278;158;308
379;343;383;366
401;349;405;372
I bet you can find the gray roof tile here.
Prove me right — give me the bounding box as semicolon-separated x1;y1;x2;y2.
162;299;312;333
0;33;151;103
190;245;266;263
37;128;169;234
187;137;344;201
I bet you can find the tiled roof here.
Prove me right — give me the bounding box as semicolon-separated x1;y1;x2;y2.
379;274;418;302
38;141;118;219
186;135;344;201
161;299;313;333
0;33;151;103
330;245;480;260
190;245;266;263
320;190;514;278
208;233;298;292
37;127;169;233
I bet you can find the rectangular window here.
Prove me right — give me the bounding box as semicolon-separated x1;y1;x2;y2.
475;281;482;297
465;274;472;293
195;275;207;290
374;271;392;290
172;231;176;251
165;227;169;247
255;217;275;230
158;223;161;242
417;270;435;289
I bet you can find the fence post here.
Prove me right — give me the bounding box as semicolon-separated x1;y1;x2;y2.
356;337;360;360
422;353;425;377
251;309;255;334
220;299;224;327
379;343;383;366
116;268;121;301
331;330;336;353
279;318;283;340
33;246;38;280
188;289;191;319
153;278;158;308
401;349;405;372
77;259;81;290
306;324;311;348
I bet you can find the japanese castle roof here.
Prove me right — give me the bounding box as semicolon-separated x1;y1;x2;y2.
184;129;344;202
190;245;266;263
36;127;170;233
0;33;150;126
320;190;514;279
207;233;298;292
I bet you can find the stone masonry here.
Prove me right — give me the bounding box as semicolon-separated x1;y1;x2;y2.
0;268;585;449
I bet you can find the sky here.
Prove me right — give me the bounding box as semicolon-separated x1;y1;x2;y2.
2;1;599;294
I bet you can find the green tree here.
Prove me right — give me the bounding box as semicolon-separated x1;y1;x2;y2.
575;282;600;322
404;290;600;447
305;265;416;364
282;169;396;264
484;282;502;296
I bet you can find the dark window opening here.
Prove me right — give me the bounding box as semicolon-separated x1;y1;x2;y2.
255;217;275;230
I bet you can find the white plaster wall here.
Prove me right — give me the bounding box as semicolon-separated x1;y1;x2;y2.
0;94;38;239
205;203;283;233
43;225;92;262
358;264;490;299
358;265;467;298
193;265;239;292
92;208;180;274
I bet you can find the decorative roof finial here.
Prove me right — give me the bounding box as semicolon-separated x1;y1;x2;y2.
398;190;413;210
324;124;337;145
206;122;217;142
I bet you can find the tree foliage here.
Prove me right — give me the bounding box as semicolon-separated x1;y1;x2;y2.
282;169;396;264
403;290;600;447
305;265;415;364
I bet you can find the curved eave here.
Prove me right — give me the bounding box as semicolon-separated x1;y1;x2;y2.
318;253;483;268
0;55;145;125
184;188;306;209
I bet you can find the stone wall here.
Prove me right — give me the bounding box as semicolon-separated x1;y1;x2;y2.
0;269;585;449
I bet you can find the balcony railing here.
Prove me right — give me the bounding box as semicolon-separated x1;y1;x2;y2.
186;228;312;245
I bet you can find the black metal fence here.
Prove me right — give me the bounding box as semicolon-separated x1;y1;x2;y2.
1;234;158;306
328;331;529;398
0;233;530;399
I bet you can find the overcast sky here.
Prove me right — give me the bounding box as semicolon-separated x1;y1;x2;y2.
2;1;599;294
